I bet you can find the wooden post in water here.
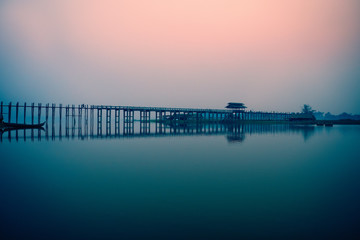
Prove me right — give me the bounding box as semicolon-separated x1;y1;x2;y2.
0;101;3;116
65;105;69;137
51;104;55;139
97;108;102;135
105;108;111;135
59;104;63;139
78;105;82;130
16;102;19;123
65;105;68;135
46;104;49;122
52;104;56;127
8;102;12;122
90;106;94;136
115;108;119;135
84;105;88;137
71;105;74;128
59;104;62;125
84;105;88;125
38;103;42;124
24;102;27;123
78;105;82;137
31;103;34;124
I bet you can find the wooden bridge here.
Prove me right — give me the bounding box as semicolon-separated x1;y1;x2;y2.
0;101;292;136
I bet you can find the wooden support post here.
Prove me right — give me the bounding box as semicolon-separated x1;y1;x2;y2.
59;105;62;139
65;105;69;137
59;104;62;124
78;105;82;129
84;105;88;124
83;105;88;136
0;101;2;116
45;104;49;122
97;108;100;134
65;105;69;128
70;105;75;131
106;108;111;135
16;102;19;123
24;102;27;123
114;108;119;135
38;103;42;124
52;104;56;126
51;104;55;139
90;106;94;136
8;102;12;122
97;108;102;135
78;105;82;137
31;103;34;124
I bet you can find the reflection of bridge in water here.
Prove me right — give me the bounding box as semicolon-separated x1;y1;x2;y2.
1;121;316;143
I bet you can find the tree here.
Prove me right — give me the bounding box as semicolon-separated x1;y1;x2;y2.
313;111;324;120
302;104;315;114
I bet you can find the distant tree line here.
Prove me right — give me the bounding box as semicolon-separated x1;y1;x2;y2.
301;104;360;120
313;112;360;121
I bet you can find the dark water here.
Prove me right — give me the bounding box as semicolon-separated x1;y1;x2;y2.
1;123;360;239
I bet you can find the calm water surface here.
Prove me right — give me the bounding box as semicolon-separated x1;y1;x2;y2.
1;124;360;239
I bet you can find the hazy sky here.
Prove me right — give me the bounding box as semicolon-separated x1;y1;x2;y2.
0;0;359;114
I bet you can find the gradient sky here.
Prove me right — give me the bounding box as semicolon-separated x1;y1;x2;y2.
0;0;359;114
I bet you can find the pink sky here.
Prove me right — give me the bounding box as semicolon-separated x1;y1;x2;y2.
1;0;359;113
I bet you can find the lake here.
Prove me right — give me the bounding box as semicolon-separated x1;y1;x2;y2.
1;123;360;239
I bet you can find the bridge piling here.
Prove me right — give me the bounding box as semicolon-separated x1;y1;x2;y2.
71;105;75;129
84;105;88;136
78;105;82;137
31;103;34;124
114;108;119;135
97;108;102;136
105;108;111;136
16;102;19;123
38;103;42;124
45;104;49;122
52;104;55;127
24;102;26;124
90;106;94;136
65;105;69;137
59;104;62;125
79;105;82;128
8;102;12;122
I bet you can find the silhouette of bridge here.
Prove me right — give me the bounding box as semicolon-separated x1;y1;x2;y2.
0;101;307;143
1;102;292;134
0;102;291;127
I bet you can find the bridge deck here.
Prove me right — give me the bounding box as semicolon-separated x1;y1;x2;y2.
92;105;234;113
